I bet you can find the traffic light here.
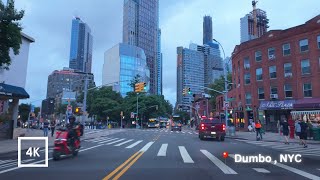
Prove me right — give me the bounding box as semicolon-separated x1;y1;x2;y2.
188;88;191;94
75;107;82;115
135;82;146;92
75;107;79;113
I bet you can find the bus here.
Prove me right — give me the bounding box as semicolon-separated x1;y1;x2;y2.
147;118;159;128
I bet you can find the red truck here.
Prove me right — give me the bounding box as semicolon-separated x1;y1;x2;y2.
198;118;226;141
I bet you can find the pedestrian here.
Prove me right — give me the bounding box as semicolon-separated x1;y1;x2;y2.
43;120;49;137
251;121;256;132
295;120;302;145
300;119;308;148
50;120;56;137
281;119;290;144
255;120;263;140
307;120;313;140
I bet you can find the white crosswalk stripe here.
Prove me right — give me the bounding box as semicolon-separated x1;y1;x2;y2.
157;144;168;156
252;168;270;173
179;146;194;163
105;138;126;145
0;159;34;169
0;160;15;165
97;138;119;144
87;137;111;142
114;139;134;146
201;150;237;174
126;140;143;148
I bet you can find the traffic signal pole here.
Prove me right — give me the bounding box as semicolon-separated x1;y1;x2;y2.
82;74;88;125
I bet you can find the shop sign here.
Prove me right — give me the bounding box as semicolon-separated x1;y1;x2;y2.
259;100;295;110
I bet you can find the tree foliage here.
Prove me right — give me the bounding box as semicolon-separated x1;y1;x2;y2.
128;74;141;91
0;0;25;69
208;73;232;111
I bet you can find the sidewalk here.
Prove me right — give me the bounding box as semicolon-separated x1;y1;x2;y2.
0;127;123;154
226;131;320;145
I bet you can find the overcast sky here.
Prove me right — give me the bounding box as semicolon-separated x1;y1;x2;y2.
13;0;319;106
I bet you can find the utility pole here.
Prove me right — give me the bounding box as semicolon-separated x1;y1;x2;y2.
82;74;88;125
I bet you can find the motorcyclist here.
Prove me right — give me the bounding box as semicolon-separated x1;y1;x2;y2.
67;116;78;150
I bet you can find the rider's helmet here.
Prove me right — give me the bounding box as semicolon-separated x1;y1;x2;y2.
68;116;76;124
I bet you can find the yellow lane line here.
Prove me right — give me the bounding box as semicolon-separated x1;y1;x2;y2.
112;152;144;180
103;151;140;180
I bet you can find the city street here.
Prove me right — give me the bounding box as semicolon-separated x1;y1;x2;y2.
0;128;319;180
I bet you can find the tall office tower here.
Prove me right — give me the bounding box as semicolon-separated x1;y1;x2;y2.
203;15;213;45
240;8;269;43
157;29;162;95
123;0;160;94
69;17;93;73
189;43;223;87
176;46;204;110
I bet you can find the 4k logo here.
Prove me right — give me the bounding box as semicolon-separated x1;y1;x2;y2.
26;147;40;157
18;137;48;167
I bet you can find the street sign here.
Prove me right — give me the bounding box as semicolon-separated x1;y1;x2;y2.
120;111;123;116
131;112;134;118
224;101;229;108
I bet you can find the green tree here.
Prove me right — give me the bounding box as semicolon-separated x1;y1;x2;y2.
208;73;232;111
0;0;25;69
128;74;141;91
18;103;30;122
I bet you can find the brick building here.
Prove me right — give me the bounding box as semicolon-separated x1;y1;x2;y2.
217;15;320;131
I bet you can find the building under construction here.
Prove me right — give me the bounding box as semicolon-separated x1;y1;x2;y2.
240;1;269;43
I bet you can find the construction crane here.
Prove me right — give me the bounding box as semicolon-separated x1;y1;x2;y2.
252;0;258;37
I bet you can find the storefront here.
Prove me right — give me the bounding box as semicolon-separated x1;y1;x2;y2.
291;98;320;126
259;100;295;132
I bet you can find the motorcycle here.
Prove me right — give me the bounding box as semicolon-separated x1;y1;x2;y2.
53;124;82;161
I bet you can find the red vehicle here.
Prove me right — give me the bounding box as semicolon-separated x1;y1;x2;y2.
199;118;226;141
53;125;82;160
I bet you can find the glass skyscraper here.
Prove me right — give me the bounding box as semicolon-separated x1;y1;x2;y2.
203;15;213;45
102;43;150;97
69;17;93;73
123;0;160;95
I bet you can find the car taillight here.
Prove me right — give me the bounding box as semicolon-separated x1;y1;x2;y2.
201;124;204;127
223;124;226;131
201;126;205;130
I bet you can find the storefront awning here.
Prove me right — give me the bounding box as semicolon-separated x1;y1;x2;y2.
293;98;320;109
0;83;29;99
290;110;320;115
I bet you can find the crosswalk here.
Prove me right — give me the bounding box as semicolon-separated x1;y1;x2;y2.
0;159;35;170
142;128;199;135
235;139;320;157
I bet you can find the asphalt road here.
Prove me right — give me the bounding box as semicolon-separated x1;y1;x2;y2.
0;128;319;180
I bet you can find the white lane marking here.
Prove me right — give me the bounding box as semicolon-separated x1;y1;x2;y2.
139;142;154;152
89;137;113;142
182;132;185;134
97;138;119;144
229;154;319;179
157;144;168;157
126;140;143;148
176;131;179;133
0;160;15;165
179;146;194;163
0;159;34;169
39;148;54;152
188;132;192;134
114;139;134;146
106;138;126;145
195;133;199;135
201;150;237;174
253;168;270;173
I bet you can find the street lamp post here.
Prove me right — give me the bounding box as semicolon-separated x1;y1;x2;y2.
213;39;228;129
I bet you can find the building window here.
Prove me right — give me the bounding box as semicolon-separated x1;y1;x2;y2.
318;35;320;49
284;63;292;77
245;93;252;105
301;59;311;75
282;43;291;56
268;47;275;60
284;84;293;98
256;68;262;81
299;39;309;52
258;87;264;99
244;73;250;84
269;66;277;79
244;57;250;69
255;51;262;61
303;83;312;97
270;86;278;94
